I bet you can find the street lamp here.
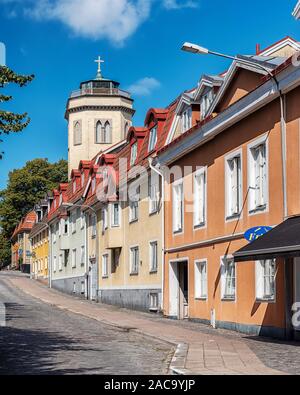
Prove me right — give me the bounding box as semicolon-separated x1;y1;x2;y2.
61;202;98;301
181;41;288;221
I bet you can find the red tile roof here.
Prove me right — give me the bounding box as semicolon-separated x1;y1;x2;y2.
11;211;36;240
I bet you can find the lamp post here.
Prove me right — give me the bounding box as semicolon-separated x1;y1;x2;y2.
181;42;288;221
61;202;98;301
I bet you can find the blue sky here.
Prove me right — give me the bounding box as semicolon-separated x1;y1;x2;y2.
0;0;299;189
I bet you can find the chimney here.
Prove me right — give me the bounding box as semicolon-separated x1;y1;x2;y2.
256;44;261;55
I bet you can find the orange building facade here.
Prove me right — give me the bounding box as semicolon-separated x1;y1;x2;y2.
158;39;300;339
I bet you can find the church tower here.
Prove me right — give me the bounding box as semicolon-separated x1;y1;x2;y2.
65;56;135;177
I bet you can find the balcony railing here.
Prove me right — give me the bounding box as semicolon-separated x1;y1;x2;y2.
70;88;131;99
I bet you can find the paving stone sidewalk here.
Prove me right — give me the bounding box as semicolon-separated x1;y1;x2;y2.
2;273;288;375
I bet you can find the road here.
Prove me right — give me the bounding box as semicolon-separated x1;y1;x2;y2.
0;275;172;375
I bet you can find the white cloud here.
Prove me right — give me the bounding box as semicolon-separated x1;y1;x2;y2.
162;0;198;9
127;77;160;96
0;0;199;44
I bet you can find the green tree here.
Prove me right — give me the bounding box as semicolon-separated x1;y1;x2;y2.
0;66;34;136
0;158;68;268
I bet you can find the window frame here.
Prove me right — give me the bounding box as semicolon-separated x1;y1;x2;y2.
247;136;269;215
220;256;236;301
193;167;207;229
130;141;138;167
111;202;121;228
172;179;184;234
102;254;109;278
255;259;276;302
130;245;139;275
148;126;158;152
225;149;243;221
149;240;158;273
194;259;208;300
149;173;160;215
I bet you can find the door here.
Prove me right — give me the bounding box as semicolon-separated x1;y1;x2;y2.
89;259;98;301
178;262;189;320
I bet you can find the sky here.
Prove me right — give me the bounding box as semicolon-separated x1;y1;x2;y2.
0;0;299;189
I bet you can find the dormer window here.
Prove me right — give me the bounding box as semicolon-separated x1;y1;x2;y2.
130;142;138;166
92;177;96;193
73;181;76;193
81;173;85;187
59;194;63;205
54;200;57;209
200;90;214;119
148;127;157;152
182;107;192;133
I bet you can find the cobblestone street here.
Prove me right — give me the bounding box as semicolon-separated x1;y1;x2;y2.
0;275;172;375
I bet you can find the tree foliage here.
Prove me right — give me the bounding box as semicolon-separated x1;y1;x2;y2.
0;158;68;267
0;66;34;135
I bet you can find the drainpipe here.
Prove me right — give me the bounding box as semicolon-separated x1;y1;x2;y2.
149;157;165;314
279;93;288;220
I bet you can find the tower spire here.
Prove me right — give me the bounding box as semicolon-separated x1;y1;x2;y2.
94;55;105;80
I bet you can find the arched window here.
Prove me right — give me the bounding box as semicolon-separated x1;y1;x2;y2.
74;121;82;146
124;122;129;138
95;121;102;144
103;121;111;143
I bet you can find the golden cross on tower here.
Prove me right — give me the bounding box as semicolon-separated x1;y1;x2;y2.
95;55;104;79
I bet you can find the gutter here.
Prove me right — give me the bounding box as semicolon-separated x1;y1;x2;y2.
149;157;165;313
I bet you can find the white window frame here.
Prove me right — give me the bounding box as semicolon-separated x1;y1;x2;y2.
225;149;243;220
129;194;139;223
148;126;158;152
102;207;108;231
195;259;208;300
130;246;139;275
182;107;192;133
149;240;158;273
111;203;121;228
149;174;159;215
248;136;269;214
200;89;214;120
193;167;207;229
130;142;138;166
72;248;77;268
220;256;236;301
80;245;85;265
255;259;276;301
172;179;184;234
102;254;109;278
59;254;63;271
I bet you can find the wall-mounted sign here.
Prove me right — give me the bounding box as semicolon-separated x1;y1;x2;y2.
244;226;273;243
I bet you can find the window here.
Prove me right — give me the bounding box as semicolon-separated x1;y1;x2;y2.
195;260;207;299
129;199;139;222
73;181;76;193
148;127;157;152
182;107;192;133
74;121;82;146
80;212;85;229
256;260;276;301
71;211;76;233
221;257;236;300
150;241;158;273
150;293;159;310
111;203;120;227
130;142;138;166
59;194;63;205
63;218;69;235
103;121;111;143
102;254;109;278
149;174;159;214
72;249;77;268
130;246;139;275
95;121;102;144
200;90;214;119
81;173;85;187
59;254;63;271
92;177;96;193
249;141;267;212
226;154;242;218
80;246;85;265
53;256;57;272
95;120;111;143
91;214;97;237
124;122;129;137
173;181;183;233
194;169;206;228
102;207;108;231
111;248;121;273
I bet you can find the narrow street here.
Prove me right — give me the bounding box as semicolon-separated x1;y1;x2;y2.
0;274;172;375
